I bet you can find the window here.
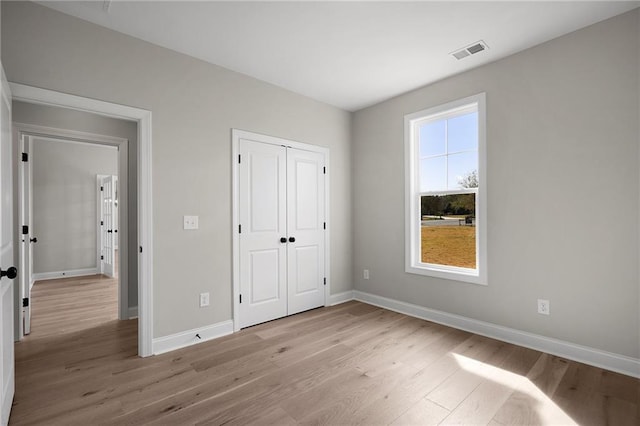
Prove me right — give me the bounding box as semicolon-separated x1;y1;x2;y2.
405;93;486;284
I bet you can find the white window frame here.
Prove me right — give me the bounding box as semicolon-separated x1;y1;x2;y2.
404;93;487;285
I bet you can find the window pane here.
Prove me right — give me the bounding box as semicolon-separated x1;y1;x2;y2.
420;193;476;269
448;151;477;190
420;156;446;192
419;120;445;157
448;112;478;153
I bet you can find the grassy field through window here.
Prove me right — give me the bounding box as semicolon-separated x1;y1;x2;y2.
421;226;476;268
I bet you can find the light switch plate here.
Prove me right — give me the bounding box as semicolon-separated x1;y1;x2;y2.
184;215;199;230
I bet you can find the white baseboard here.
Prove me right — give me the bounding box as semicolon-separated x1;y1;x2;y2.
353;290;640;378
128;306;138;319
328;290;354;306
152;320;234;355
33;268;99;281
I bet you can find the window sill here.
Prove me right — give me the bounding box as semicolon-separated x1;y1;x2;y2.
406;263;487;285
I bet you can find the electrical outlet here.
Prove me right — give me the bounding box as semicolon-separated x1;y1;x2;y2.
537;299;550;315
199;292;210;307
363;269;370;280
184;215;199;230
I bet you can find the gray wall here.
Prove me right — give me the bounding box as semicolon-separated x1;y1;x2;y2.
13;101;139;307
352;10;640;358
1;1;352;337
31;138;117;272
5;1;635;361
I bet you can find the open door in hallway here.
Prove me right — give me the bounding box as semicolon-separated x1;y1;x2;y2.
19;135;33;335
99;175;117;278
0;65;16;426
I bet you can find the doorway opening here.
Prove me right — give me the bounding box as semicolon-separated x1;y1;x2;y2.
10;83;153;356
16;125;127;340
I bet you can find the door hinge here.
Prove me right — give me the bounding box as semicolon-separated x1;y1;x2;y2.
100;220;104;226
139;246;143;253
323;222;326;230
22;152;28;162
100;186;104;191
323;166;326;174
239;224;241;234
238;154;241;164
239;294;242;304
324;277;327;286
22;225;28;235
100;255;104;260
23;298;29;307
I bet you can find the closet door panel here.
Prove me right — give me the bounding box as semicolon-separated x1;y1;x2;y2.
238;139;287;328
287;149;325;315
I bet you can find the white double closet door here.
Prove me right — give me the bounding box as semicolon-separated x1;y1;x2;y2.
238;137;326;329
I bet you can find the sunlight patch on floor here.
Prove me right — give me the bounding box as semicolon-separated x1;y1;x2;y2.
452;353;576;425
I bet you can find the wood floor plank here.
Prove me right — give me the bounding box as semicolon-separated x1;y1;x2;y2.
9;276;639;425
390;398;450;426
294;367;420;424
338;330;473;425
551;362;639;426
138;345;358;425
425;336;514;410
439;346;540;425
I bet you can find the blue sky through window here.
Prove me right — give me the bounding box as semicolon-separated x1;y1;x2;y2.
419;111;478;192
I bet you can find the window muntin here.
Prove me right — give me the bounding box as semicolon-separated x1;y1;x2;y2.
405;93;486;285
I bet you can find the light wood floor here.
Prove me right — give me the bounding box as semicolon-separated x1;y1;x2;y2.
10;277;639;425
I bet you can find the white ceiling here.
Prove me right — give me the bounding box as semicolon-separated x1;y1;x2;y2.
38;1;640;111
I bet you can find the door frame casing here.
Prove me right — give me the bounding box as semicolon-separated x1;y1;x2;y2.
0;64;14;426
231;129;330;332
16;132;32;338
10;83;153;357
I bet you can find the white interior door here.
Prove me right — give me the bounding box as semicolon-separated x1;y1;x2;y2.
113;176;119;250
238;139;287;328
237;134;326;329
100;175;116;277
0;65;16;426
19;135;33;335
286;149;326;315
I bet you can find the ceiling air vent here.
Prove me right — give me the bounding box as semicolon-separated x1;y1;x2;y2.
451;40;489;60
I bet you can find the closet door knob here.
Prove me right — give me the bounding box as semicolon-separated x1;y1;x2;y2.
30;237;38;243
288;237;295;243
280;237;287;243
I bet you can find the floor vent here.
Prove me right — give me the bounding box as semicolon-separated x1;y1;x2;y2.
451;40;489;60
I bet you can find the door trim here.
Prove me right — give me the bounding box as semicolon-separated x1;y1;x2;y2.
0;64;14;426
97;174;108;276
10;83;154;357
231;129;330;332
16;132;31;338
